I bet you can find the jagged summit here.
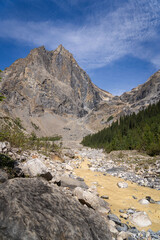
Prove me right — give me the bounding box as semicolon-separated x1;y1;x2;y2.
29;44;70;56
29;45;47;54
56;44;66;52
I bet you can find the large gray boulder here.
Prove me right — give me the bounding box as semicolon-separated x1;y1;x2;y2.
0;178;112;240
74;187;110;214
20;158;52;180
58;175;88;189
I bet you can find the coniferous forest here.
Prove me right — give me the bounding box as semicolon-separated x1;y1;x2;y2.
82;101;160;156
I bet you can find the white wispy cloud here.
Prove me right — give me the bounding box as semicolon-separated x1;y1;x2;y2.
0;0;160;69
151;55;160;69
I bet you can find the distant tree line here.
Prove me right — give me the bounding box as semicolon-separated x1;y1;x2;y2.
82;100;160;156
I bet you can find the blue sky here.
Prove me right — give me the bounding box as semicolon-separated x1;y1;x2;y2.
0;0;160;95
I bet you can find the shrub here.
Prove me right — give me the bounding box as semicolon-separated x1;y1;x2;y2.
31;122;40;130
0;124;61;154
107;115;113;122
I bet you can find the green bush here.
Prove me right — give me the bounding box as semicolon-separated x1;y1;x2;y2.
0;153;15;169
0;124;61;154
107;115;113;122
31;122;40;130
14;117;24;129
0;153;16;177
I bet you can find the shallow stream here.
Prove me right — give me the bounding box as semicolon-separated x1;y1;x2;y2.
75;158;160;232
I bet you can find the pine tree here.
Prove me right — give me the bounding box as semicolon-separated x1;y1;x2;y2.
81;100;160;156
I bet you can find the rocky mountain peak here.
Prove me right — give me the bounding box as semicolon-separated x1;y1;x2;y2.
120;69;160;111
29;45;47;56
53;44;75;65
0;45;112;121
56;44;67;53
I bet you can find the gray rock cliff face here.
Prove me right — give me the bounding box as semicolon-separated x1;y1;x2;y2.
0;178;112;240
0;45;111;118
120;70;160;111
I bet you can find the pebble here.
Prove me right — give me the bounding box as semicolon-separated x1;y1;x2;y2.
119;209;125;213
101;195;109;199
120;213;128;219
117;182;128;188
132;196;137;199
116;223;128;232
108;214;121;225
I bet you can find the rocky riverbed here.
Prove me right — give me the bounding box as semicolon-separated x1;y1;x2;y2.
0;142;160;240
71;148;160;190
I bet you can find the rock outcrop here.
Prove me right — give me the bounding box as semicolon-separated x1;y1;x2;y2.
0;178;112;240
120;70;160;108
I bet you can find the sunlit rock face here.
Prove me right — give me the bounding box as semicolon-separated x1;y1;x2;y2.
120;70;160;112
0;178;112;240
0;45;111;118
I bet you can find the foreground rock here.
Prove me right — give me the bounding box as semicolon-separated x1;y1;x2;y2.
0;178;112;240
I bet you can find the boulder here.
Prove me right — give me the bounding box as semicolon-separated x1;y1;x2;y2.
20;158;52;180
40;172;53;181
117;182;128;188
59;175;88;189
129;211;152;227
138;199;149;205
74;187;110;213
108;214;121;225
116;223;128;232
0;178;112;240
118;231;132;239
